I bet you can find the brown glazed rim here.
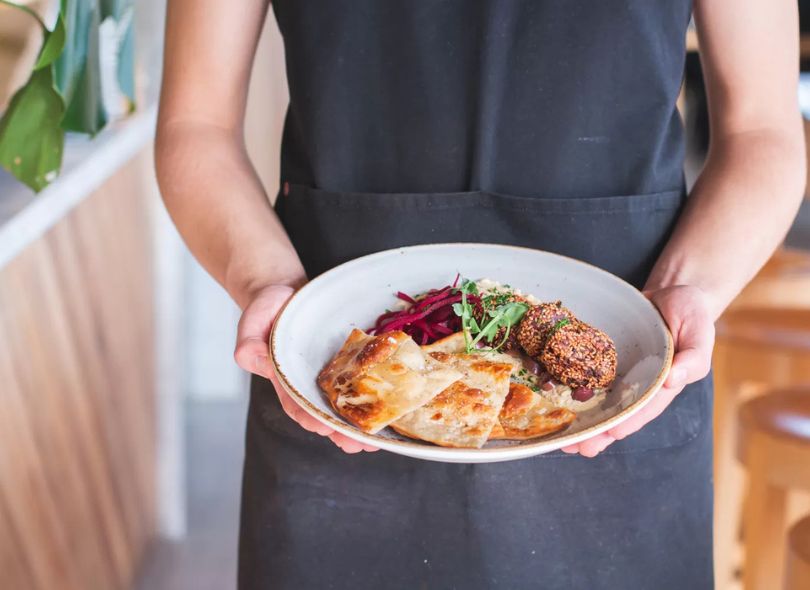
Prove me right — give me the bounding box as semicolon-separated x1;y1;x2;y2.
270;243;675;455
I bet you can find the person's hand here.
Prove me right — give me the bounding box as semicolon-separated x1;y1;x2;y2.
233;284;379;454
561;285;715;458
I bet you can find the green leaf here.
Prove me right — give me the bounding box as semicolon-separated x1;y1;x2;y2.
55;0;107;135
461;279;478;295
469;301;528;349
0;68;65;192
116;12;136;112
501;302;529;325
548;318;571;338
99;0;126;20
34;12;66;70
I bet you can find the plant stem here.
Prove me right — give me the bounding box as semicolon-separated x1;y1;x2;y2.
0;0;48;30
469;311;505;349
461;287;472;353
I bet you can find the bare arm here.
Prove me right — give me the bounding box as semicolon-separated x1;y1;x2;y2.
156;0;374;453
647;0;805;315
156;0;305;310
566;0;805;456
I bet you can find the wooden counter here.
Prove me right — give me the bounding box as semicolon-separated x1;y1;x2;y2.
0;117;162;590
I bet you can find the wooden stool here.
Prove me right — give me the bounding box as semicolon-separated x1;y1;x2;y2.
737;388;810;590
713;310;810;587
786;515;810;590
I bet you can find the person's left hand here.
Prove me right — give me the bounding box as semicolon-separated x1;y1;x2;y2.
561;285;715;458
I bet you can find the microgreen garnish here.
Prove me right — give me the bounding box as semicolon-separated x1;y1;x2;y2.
452;278;528;353
549;318;570;337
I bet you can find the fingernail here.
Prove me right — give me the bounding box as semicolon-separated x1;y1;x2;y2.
254;356;267;373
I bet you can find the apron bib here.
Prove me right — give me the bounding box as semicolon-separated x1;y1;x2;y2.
239;2;712;588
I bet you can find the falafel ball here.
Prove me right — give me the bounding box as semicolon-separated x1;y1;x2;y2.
515;302;574;357
539;319;617;389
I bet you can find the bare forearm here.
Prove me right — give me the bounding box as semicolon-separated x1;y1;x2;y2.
648;126;805;318
155;121;306;309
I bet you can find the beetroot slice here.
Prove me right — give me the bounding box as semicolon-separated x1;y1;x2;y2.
368;281;468;344
396;291;417;304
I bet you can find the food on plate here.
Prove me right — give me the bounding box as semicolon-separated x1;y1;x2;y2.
515;301;574;358
317;329;462;434
421;331;468;354
472;291;532;352
317;277;618;447
453;278;530;354
368;279;464;345
539;319;617;389
390;352;513;448
488;383;577;440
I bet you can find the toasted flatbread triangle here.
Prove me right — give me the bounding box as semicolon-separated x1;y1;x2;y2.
421;332;466;353
390;351;513;448
317;329;462;434
422;333;522;369
488;383;576;440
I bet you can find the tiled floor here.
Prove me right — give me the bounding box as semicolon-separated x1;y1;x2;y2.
134;396;248;590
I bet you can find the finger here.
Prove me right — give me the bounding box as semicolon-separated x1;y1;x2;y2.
328;433;379;453
665;346;712;389
271;373;375;445
292;408;335;436
577;433;615;458
235;337;272;377
234;287;294;376
273;381;335;436
666;304;714;388
561;444;580;454
329;432;380;453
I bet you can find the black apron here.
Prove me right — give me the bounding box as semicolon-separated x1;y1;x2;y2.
239;2;714;589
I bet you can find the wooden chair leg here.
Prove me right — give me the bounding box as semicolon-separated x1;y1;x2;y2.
742;470;788;590
785;515;810;590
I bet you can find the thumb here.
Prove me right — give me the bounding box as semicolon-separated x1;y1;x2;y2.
666;316;714;389
234;285;295;378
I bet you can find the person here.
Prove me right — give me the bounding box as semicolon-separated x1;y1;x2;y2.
156;1;805;588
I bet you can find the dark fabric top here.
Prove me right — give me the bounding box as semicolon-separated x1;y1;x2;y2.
271;0;692;199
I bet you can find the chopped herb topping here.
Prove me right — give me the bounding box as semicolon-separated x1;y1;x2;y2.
453;278;528;354
548;317;570;338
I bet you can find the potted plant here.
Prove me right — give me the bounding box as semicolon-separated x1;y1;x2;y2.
0;0;136;192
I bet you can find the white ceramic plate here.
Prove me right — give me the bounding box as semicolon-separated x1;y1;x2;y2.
271;243;673;463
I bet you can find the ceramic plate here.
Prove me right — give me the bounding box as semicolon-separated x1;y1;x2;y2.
271;243;673;463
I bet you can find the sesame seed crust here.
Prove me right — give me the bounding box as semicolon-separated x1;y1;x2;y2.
539;319;617;388
515;302;574;358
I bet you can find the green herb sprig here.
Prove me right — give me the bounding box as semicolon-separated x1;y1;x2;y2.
452;278;529;354
548;317;570;337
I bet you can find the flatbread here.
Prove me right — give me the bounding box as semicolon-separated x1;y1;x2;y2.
423;333;575;442
421;332;466;354
317;329;462;434
488;383;576;440
390;351;513;448
422;333;522;371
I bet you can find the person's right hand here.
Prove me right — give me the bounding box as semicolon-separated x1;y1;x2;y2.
233;284;379;454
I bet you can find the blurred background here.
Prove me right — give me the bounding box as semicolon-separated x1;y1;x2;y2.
2;2;810;589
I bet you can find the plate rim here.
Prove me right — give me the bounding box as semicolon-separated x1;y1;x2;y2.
269;243;674;458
